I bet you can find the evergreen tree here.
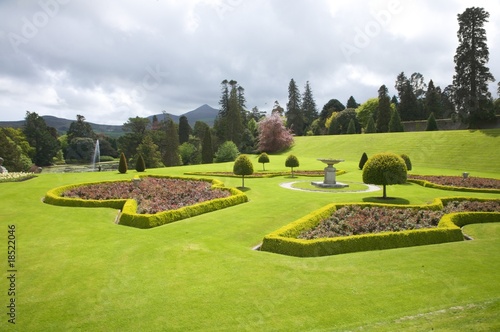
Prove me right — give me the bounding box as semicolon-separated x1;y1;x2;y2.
136;135;163;168
258;152;270;171
23;111;60;166
365;116;376;133
67;115;95;143
319;99;345;132
426;112;439;131
346;119;356;134
359;152;368;170
118;152;128;174
118;117;150;160
135;154;146;172
286;78;304;136
285;155;299;178
453;7;495;127
201;128;213;164
376;85;391;133
327;116;341;135
395;72;420;121
162;118;181;166
389;110;404;132
226;82;244;146
346;96;359;108
302;81;318;131
214;79;230;142
425;80;442;119
193;121;210;140
178;115;191;144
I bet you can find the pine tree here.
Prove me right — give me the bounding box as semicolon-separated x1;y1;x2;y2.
453;7;495;127
346;96;359;108
162;118;181;166
136;135;163;168
376;85;391;133
302;81;318;131
424;80;442;119
226;82;244;146
286;79;304;136
178;115;191;144
201;128;213;164
389;110;404;132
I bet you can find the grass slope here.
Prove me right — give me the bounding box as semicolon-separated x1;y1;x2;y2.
1;130;499;331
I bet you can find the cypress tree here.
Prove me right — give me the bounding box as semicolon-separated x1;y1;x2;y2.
118;152;128;174
376;85;391;133
201;128;213;164
286;79;304;136
178;115;190;144
135;154;146;172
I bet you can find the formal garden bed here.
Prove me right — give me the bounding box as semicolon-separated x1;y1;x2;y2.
408;174;500;191
45;175;247;228
0;172;36;183
299;200;500;239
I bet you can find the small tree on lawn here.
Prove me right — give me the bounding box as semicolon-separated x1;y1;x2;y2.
362;152;407;199
258;152;270;171
135;154;146;172
118;152;128;174
359;152;368;170
426;112;438;131
233;155;254;188
285;154;299;178
400;154;412;171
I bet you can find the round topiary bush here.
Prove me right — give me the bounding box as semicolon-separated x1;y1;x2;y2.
400;154;412;171
285;155;299;178
362;152;407;198
233;155;254;188
258;152;270;171
118;152;128;174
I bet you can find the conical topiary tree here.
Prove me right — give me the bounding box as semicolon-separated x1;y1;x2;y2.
365;116;376;133
359;152;368;170
135;154;146;172
233;155;254;188
257;152;270;171
118;152;128;174
426;112;438;131
285;154;299;178
400;154;412;171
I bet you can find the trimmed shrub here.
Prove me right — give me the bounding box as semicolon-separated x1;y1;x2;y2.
215;141;239;162
285;155;299;177
359;152;368;170
400;154;412;171
233;155;254;188
426;112;439;131
346;119;356;134
257;152;270;171
362;152;407;198
365;116;376;133
118;152;128;174
135;154;146;172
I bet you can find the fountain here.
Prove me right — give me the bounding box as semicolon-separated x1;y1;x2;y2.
311;158;348;188
91;139;100;171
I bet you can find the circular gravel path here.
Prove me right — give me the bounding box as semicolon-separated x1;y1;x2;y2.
279;181;381;193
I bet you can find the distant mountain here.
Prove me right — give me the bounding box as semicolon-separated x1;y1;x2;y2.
148;104;219;127
0;104;219;137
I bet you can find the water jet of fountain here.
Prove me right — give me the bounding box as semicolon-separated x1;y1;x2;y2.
91;140;100;171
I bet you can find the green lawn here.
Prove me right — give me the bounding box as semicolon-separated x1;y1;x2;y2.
1;130;499;331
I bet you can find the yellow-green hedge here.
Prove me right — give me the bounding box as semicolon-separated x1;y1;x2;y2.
44;175;248;229
260;197;500;257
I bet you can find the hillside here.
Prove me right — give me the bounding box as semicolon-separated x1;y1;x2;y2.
289;129;500;174
147;104;218;127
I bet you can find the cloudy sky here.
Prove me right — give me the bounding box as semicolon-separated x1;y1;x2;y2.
1;0;499;125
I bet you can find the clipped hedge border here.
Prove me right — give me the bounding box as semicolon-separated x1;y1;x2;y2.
260;197;500;257
407;177;500;194
44;175;248;229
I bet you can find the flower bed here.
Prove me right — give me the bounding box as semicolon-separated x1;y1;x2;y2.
63;177;231;214
0;172;36;183
299;200;500;239
408;175;500;189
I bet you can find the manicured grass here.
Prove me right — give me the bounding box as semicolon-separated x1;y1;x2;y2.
1;130;499;331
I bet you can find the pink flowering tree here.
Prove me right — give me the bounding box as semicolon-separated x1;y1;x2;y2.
257;113;294;153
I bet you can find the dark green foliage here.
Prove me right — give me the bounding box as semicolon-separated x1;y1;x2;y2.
302;81;318;131
233;155;254;187
346;119;356;134
425;80;442;119
136;135;163;168
215;141;239;162
66;137;95;162
376;85;391;133
346;96;359;108
319;99;345;122
178;115;191;144
285;154;299;177
163;118;181;167
359;152;368;170
67;115;95;143
400;154;412;171
0;128;32;172
389;110;404;132
453;7;495;127
118;152;128;174
362;152;407;198
201;129;214;164
426;112;439;131
336;109;361;134
258;152;270;171
23;111;60;166
179;142;201;165
328;117;341;135
135;154;146;172
365;116;376;133
286;78;304;136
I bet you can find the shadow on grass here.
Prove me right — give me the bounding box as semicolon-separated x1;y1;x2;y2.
363;197;410;205
237;187;252;192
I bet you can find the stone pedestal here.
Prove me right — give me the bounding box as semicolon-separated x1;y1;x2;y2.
311;158;349;188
